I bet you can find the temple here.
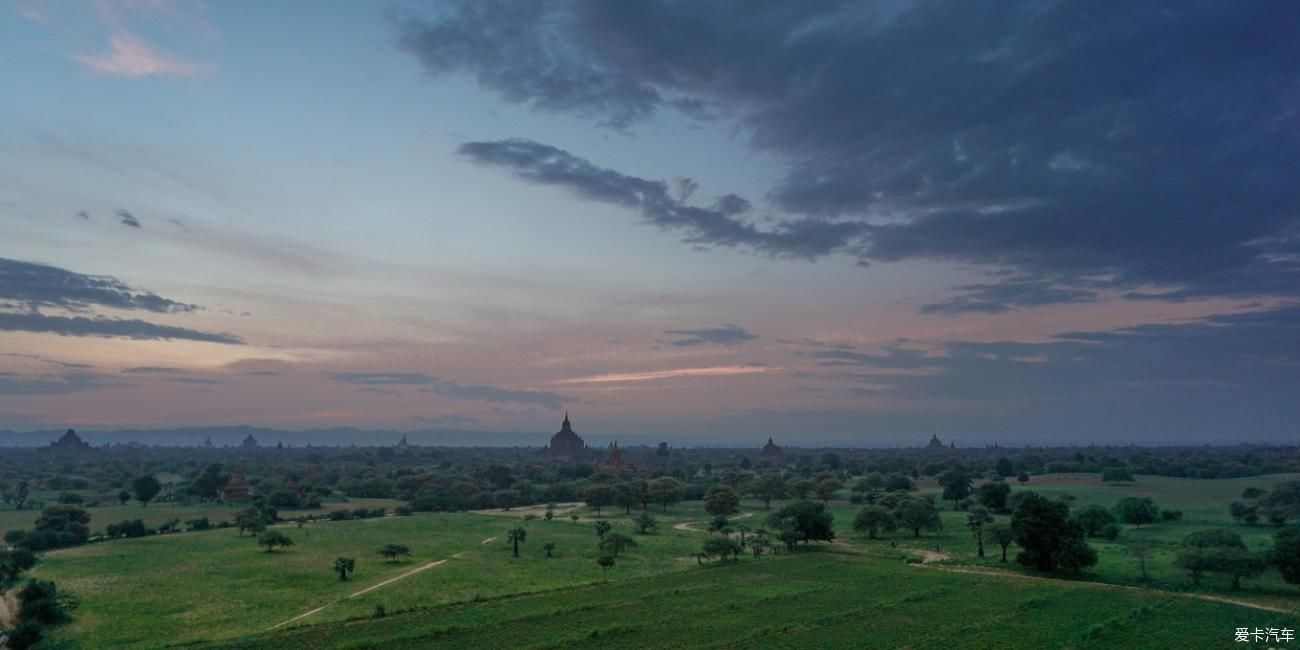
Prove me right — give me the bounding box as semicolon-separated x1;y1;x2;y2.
595;442;636;475
759;437;784;458
543;412;587;456
241;433;259;448
49;429;91;451
927;434;945;449
397;434;410;450
222;468;253;501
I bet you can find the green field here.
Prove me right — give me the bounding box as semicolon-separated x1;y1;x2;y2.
21;475;1300;648
219;552;1295;650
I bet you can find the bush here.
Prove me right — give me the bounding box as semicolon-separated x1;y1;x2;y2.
1160;509;1183;522
393;506;413;516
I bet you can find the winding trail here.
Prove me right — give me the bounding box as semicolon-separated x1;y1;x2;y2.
672;512;755;533
265;560;450;631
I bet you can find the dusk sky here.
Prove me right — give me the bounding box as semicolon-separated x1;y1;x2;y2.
1;1;1297;445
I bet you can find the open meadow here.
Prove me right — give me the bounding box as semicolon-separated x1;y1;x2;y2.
20;473;1300;648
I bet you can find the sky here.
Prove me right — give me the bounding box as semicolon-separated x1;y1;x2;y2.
1;0;1298;446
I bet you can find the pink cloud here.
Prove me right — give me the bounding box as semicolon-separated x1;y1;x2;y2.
75;33;210;77
554;365;777;384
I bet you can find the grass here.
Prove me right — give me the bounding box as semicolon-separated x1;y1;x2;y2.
25;474;1300;648
214;551;1296;649
30;504;731;647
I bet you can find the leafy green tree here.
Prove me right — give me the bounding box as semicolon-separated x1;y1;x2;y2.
544;503;556;521
132;474;162;507
599;532;637;557
987;523;1015;562
1072;504;1118;537
647;477;684;512
995;457;1014;478
704;486;741;517
117;490;131;505
234;507;266;536
966;507;993;557
749;529;772;557
1011;493;1093;572
884;474;914;492
814;478;843;504
634;510;657;534
1101;467;1135;483
378;544;411;561
895;498;942;538
583;484;617;516
333;557;355;581
257;530;294;553
1258;480;1300;526
702;536;743;562
507;526;527;558
852;506;896;539
937;468;972;507
766;501;835;549
1270;528;1300;587
596;554;615;582
749;473;787;509
1017;472;1030;484
1112;497;1159;527
594;519;612;540
976;481;1011;512
1128;539;1154;581
708;515;731;536
1176;529;1263;589
543;542;556;558
1229;501;1259;525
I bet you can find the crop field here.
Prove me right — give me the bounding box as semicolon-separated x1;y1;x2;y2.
215;551;1296;650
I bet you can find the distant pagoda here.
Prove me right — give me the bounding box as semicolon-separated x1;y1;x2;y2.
222;468;253;501
397;434;410;450
759;437;784;458
927;434;945;450
596;442;636;475
542;413;587;456
49;429;91;451
241;433;259;448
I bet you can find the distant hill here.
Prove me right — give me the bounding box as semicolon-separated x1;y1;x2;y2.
0;425;551;448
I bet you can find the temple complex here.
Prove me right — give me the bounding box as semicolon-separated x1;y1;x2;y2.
542;412;588;456
759;437;784;458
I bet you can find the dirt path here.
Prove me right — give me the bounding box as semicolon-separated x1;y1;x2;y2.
672;511;755;532
265;559;450;631
909;560;1294;615
469;502;584;517
480;535;500;545
0;587;17;631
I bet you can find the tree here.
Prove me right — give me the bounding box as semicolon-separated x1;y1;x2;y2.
937;468;972;508
594;519;612;540
1229;501;1259;525
1258;480;1300;526
599;532;637;557
583;484;617;516
749;473;787;510
766;501;834;550
117;490;131;505
1270;528;1300;587
814;478;843;504
647;477;684;512
1128;539;1154;581
507;526;527;558
995;457;1014;478
634;511;657;534
853;506;897;539
1072;505;1118;537
884;474;914;492
1112;497;1160;527
895;498;942;538
749;529;772;557
596;554;615;582
1011;493;1094;572
543;542;556;558
704;486;741;517
966;507;993;557
1017;472;1030;484
234;507;267;536
544;503;556;521
0;548;38;582
378;544;411;561
987;523;1015;563
1176;529;1263;589
976;481;1012;512
333;557;355;581
702;536;743;562
708;515;731;536
257;530;294;553
132;474;162;507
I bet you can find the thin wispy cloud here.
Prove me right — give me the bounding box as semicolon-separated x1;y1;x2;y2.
554;365;776;385
76;33;210;77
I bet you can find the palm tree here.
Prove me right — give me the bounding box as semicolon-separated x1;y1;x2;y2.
966;507;993;557
543;542;556;558
596;554;615;582
507;526;527;558
594;519;612;540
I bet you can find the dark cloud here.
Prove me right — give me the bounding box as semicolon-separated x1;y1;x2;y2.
117;209;141;228
663;324;758;347
0;372;125;395
76;210;90;220
0;311;243;344
920;276;1099;315
122;366;187;375
0;257;197;313
327;372;569;409
400;1;1300;308
801;345;941;369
